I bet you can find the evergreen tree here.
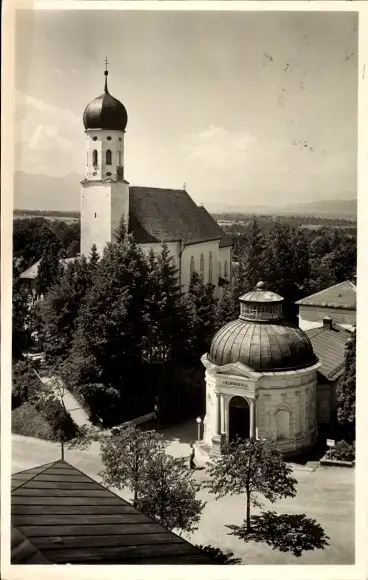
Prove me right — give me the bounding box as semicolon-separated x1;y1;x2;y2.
65;233;150;391
336;331;356;442
215;283;239;329
35;243;62;297
39;256;94;365
185;272;218;360
88;243;100;270
239;215;267;291
143;244;190;364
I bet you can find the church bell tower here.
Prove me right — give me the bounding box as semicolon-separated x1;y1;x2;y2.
80;59;129;257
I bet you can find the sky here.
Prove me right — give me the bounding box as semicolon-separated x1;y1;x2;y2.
15;9;358;209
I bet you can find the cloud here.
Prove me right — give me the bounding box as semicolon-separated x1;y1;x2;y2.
179;125;258;171
15;91;82;175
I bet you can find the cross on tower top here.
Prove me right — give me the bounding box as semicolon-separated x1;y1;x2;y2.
104;57;109;91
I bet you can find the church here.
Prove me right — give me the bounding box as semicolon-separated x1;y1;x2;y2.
80;66;232;294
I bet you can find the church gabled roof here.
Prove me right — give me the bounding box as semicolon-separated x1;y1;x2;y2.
196;206;233;248
128;186;225;247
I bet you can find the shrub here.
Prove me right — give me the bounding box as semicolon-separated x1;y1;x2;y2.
195;544;241;564
12;361;43;409
330;440;355;462
12;403;55;440
35;398;78;441
75;383;122;427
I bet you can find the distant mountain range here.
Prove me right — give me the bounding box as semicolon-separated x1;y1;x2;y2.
207;199;357;218
13;171;357;219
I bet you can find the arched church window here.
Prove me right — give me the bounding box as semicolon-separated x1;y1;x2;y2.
224;260;228;277
92;150;98;166
106;150;112;165
275;408;290;440
190;256;195;277
208;251;213;284
200;254;204;282
118;150;122;166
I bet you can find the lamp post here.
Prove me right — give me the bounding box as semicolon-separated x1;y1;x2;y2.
196;416;202;442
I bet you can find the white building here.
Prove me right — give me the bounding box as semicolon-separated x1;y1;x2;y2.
295;280;356;332
80;67;232;294
201;282;321;457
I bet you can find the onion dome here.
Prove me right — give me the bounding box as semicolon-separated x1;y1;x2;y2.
83;64;128;132
209;281;317;372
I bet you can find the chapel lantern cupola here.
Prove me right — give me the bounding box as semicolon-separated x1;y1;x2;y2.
239;280;284;322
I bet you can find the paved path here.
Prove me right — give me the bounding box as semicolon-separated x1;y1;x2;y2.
40;376;91;428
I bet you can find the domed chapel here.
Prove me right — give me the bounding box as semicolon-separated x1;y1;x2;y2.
201;282;321;456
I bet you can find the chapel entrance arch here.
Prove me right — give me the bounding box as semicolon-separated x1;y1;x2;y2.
229;396;250;442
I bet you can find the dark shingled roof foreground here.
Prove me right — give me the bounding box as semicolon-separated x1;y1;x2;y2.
11;460;213;565
129;186;228;247
295;281;356;310
305;323;352;381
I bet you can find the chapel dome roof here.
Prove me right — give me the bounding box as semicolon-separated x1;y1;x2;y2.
83;71;128;132
208;281;318;372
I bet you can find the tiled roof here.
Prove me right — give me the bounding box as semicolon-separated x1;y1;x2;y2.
11;459;213;565
196;206;233;248
295;281;356;310
129;187;225;246
305;323;351;380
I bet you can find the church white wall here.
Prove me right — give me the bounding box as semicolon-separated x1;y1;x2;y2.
139;242;180;271
81;180;129;257
181;240;220;293
298;305;355;331
219;246;232;282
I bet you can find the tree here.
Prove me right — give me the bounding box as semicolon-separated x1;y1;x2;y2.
136;453;205;534
185;272;218;360
39;256;94;365
143;245;190;365
336;331;356;442
12;360;41;408
237;215;267;291
35;243;62;297
99;426;166;508
205;437;297;531
216;283;239;328
195;545;241;564
65;231;150;393
12;280;32;359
